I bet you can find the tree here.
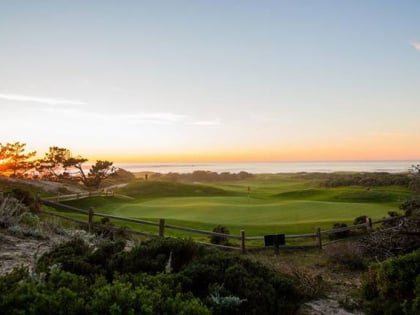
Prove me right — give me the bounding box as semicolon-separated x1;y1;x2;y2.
86;160;116;188
0;143;6;160
36;146;71;180
63;157;116;188
0;142;36;177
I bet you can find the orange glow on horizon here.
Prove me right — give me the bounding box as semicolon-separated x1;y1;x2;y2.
89;135;420;163
91;147;420;164
30;133;420;164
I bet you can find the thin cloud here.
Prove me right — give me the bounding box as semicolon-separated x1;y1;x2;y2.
191;119;221;126
40;107;188;125
128;112;188;123
0;93;87;105
411;41;420;51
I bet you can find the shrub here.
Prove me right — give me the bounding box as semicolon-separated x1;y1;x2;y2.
210;225;230;245
325;242;367;271
353;215;367;226
0;266;210;315
36;238;125;277
360;249;420;314
176;250;302;314
9;188;40;212
399;198;420;217
26;238;303;315
359;199;420;260
0;196;30;227
110;238;202;275
328;222;350;240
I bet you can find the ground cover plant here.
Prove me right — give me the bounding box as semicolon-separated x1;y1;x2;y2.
360;249;420;315
0;237;304;315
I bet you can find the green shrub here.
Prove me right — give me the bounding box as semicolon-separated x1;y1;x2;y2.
36;238;126;278
0;266;210;315
328;222;350;240
210;225;230;245
110;238;201;275
360;249;420;314
177;251;302;314
20;238;302;314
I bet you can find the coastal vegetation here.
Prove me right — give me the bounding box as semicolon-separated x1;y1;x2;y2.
0;167;419;314
1;141;420;314
0;142;117;188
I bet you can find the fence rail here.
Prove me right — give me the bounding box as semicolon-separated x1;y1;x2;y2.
44;191;134;202
40;198;404;254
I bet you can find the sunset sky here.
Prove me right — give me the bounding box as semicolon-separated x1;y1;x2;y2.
1;1;420;162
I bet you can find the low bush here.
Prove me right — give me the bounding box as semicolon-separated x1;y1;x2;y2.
110;238;202;275
29;237;303;314
177;250;302;314
360;249;420;315
210;225;230;245
328;222;350;240
359;199;420;260
325;242;367;271
0;266;210;315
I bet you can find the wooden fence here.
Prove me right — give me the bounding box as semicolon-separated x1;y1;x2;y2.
44;191;134;202
40;198;403;254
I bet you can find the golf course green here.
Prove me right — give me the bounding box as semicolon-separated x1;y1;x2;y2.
62;174;411;236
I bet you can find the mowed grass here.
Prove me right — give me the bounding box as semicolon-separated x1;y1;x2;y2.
61;175;411;237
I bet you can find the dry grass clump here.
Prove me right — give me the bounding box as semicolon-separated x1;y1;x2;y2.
324;241;367;270
0;195;30;228
248;251;328;299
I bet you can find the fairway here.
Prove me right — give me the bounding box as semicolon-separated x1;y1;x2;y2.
112;197;389;225
62;175;411;236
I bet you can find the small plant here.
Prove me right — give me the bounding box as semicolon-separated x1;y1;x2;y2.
286;266;326;299
208;283;246;314
0;196;29;227
210;225;230;245
325;242;367;271
328;222;350;240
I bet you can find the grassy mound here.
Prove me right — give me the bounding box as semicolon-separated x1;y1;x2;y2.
117;180;235;199
274;189;325;200
275;187;408;203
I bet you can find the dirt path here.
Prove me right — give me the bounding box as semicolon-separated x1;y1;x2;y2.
249;250;365;315
298;271;364;315
0;231;68;274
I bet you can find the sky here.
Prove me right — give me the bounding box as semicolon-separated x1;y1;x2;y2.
1;0;420;162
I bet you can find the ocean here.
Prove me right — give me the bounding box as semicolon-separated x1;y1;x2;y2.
114;160;419;174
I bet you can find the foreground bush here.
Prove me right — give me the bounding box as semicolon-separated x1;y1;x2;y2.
360;249;420;315
22;237;304;314
178;251;301;314
0;267;210;315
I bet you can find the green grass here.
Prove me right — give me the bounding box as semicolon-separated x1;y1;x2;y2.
59;177;410;238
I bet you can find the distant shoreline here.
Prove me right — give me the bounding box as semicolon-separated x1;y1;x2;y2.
114;160;418;175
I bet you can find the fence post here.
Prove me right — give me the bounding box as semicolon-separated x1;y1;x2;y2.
316;228;322;249
88;207;95;233
366;217;373;233
159;219;165;237
240;230;246;254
